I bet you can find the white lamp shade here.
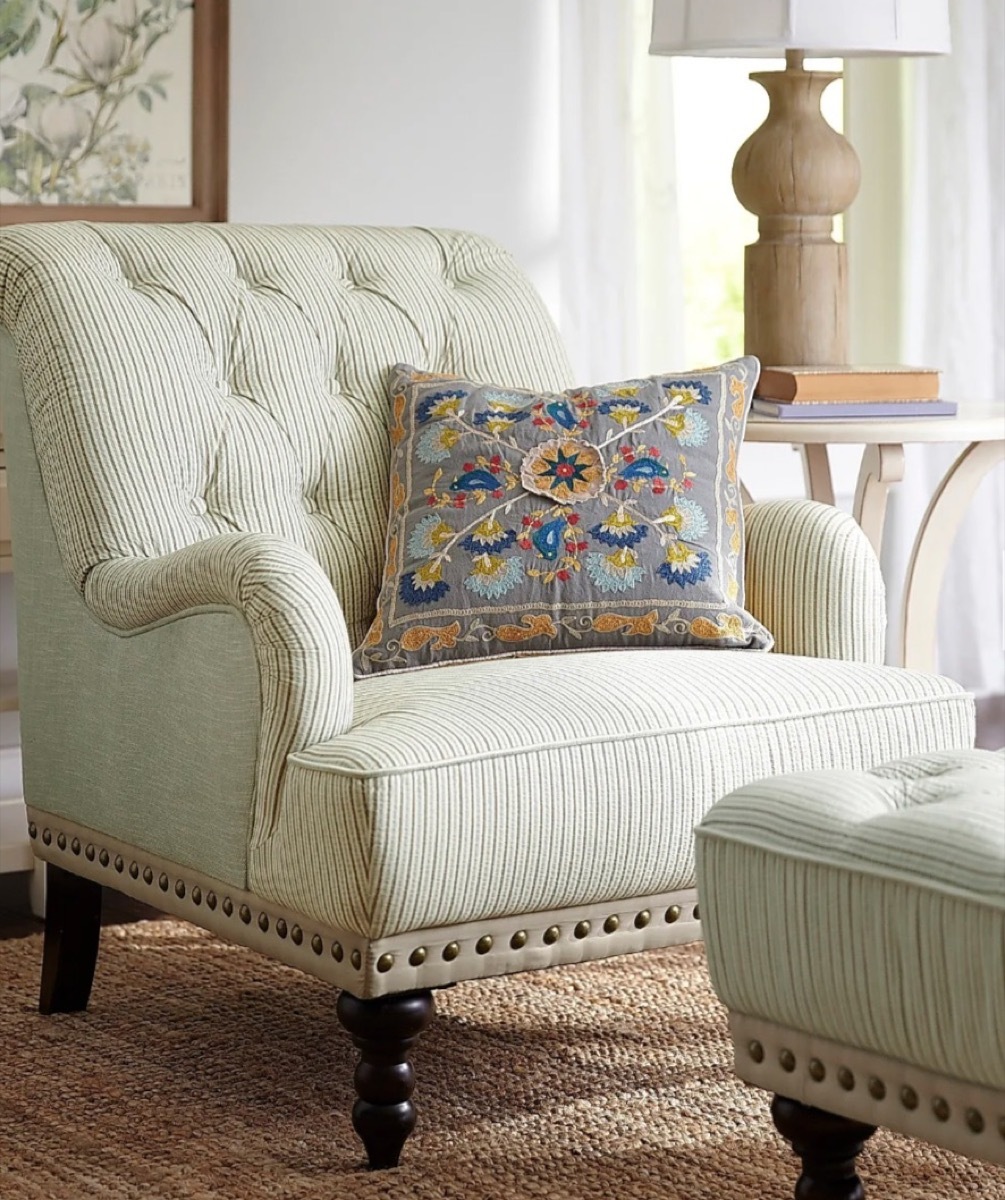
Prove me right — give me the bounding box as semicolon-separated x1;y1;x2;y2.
650;0;952;58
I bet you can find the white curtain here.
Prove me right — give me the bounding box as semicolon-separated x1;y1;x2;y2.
558;0;685;381
850;0;1005;712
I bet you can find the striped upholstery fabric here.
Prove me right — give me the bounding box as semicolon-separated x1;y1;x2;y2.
255;652;973;938
696;749;1005;1089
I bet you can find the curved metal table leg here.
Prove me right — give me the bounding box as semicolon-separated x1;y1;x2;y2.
901;440;1005;672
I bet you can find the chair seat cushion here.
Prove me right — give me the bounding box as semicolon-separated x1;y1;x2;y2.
259;651;973;939
695;748;1005;1089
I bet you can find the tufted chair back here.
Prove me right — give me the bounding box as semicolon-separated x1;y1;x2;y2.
0;223;572;646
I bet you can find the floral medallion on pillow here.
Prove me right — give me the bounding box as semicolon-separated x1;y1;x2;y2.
353;356;773;676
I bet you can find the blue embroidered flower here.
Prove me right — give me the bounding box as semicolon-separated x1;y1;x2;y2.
658;544;712;588
416;389;467;424
620;457;670;481
399;564;450;605
585;548;646;593
450;467;502;492
460;518;516;555
531;516;568;561
660;497;709;541
408;514;455;559
598;396;652;427
663;409;710;447
664;380;713;406
589;508;648;548
416;424;462;463
464;555;524;599
545;399;578;430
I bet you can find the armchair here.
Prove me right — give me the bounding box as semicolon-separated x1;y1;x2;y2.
0;223;973;1171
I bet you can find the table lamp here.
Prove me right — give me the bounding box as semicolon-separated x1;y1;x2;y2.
649;1;951;367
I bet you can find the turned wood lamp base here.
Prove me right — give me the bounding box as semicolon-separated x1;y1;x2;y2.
733;50;861;367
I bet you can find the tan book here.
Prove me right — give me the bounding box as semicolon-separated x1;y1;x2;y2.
756;365;941;403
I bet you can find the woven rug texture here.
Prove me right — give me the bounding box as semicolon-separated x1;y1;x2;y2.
1;920;1001;1200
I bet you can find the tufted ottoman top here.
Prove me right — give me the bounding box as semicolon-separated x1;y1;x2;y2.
695;747;1005;1093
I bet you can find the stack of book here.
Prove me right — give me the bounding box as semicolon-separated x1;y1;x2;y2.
752;365;956;420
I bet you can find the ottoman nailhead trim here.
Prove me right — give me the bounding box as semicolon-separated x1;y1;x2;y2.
837;1067;855;1091
808;1059;825;1082
350;949;362;970
57;834;66;850
442;941;460;961
476;935;493;955
175;880;185;899
332;942;344;962
510;931;528;949
206;892;217;910
932;1097;950;1123
574;921;590;939
665;905;681;924
98;849;109;867
114;855;124;873
159;873;169;891
239;904;252;924
543;926;561;945
275;919;287;939
311;935;323;955
779;1049;796;1073
966;1108;984;1134
28;823;36;839
71;838;80;855
748;1041;764;1064
42;829;51;846
143;867;154;885
290;925;303;945
191;887;202;906
868;1077;886;1101
85;844;95;861
634;910;651;929
900;1086;919;1111
409;947;426;966
604;916;620;933
258;913;269;933
376;954;394;973
693;905;700;920
129;862;139;879
222;898;233;917
997;1116;1005;1141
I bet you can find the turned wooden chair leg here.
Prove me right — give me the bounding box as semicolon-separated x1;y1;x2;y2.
335;988;435;1170
39;864;103;1015
772;1094;877;1200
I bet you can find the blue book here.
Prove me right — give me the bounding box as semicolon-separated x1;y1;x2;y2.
751;399;958;420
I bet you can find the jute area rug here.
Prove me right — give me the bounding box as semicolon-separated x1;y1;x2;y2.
1;920;1001;1200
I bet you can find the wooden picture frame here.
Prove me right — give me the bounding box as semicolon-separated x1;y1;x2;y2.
0;0;228;225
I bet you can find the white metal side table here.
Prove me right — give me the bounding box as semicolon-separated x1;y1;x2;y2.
744;406;1005;672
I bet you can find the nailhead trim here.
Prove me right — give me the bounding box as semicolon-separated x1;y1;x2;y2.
71;838;80;855
28;822;37;839
332;941;343;962
665;905;681;924
932;1096;950;1123
376;953;394;973
779;1049;796;1073
900;1085;919;1111
574;921;590;940
868;1076;886;1101
510;930;528;949
604;915;620;933
966;1108;984;1134
808;1058;825;1082
634;910;651;929
748;1040;764;1064
311;935;323;955
543;925;561;945
409;947;426;966
85;844;95;862
837;1067;855;1091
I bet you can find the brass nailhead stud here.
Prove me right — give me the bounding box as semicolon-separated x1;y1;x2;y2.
311;934;323;955
837;1067;855;1091
207;892;217;910
291;925;303;945
604;915;620;934
175;880;185;899
543;925;561;945
693;905;700;920
932;1097;950;1123
114;855;124;873
275;919;287;939
900;1086;919;1111
808;1059;825;1082
634;910;651;929
574;921;591;940
510;930;528;949
377;953;394;973
868;1077;886;1101
28;823;37;839
332;941;343;962
350;949;362;970
442;941;460;961
239;904;252;924
409;947;426;966
191;887;202;906
143;867;154;885
476;935;493;955
748;1041;764;1064
128;862;139;879
42;829;52;845
159;873;169;892
85;844;95;862
996;1115;1005;1140
71;838;81;855
222;897;234;917
57;833;67;850
965;1108;984;1134
98;849;109;867
258;913;270;933
779;1049;796;1073
665;905;681;924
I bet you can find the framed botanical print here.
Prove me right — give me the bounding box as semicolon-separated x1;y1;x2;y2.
0;0;228;223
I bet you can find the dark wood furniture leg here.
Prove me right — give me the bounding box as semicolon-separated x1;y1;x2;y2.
336;988;435;1170
39;864;102;1014
772;1095;877;1200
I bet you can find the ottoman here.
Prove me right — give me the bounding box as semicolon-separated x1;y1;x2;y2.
695;748;1005;1198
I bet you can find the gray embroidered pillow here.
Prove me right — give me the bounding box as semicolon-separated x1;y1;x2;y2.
354;357;773;676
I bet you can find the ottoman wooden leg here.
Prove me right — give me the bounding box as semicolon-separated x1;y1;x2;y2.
771;1095;877;1200
336;989;435;1170
39;864;102;1015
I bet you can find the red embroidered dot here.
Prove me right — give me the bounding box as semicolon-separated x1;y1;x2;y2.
556;569;570;581
567;514;580;525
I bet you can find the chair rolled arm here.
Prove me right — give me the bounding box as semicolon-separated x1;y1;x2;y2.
86;535;355;834
744;500;886;664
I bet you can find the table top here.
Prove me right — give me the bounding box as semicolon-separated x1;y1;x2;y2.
745;404;1005;445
